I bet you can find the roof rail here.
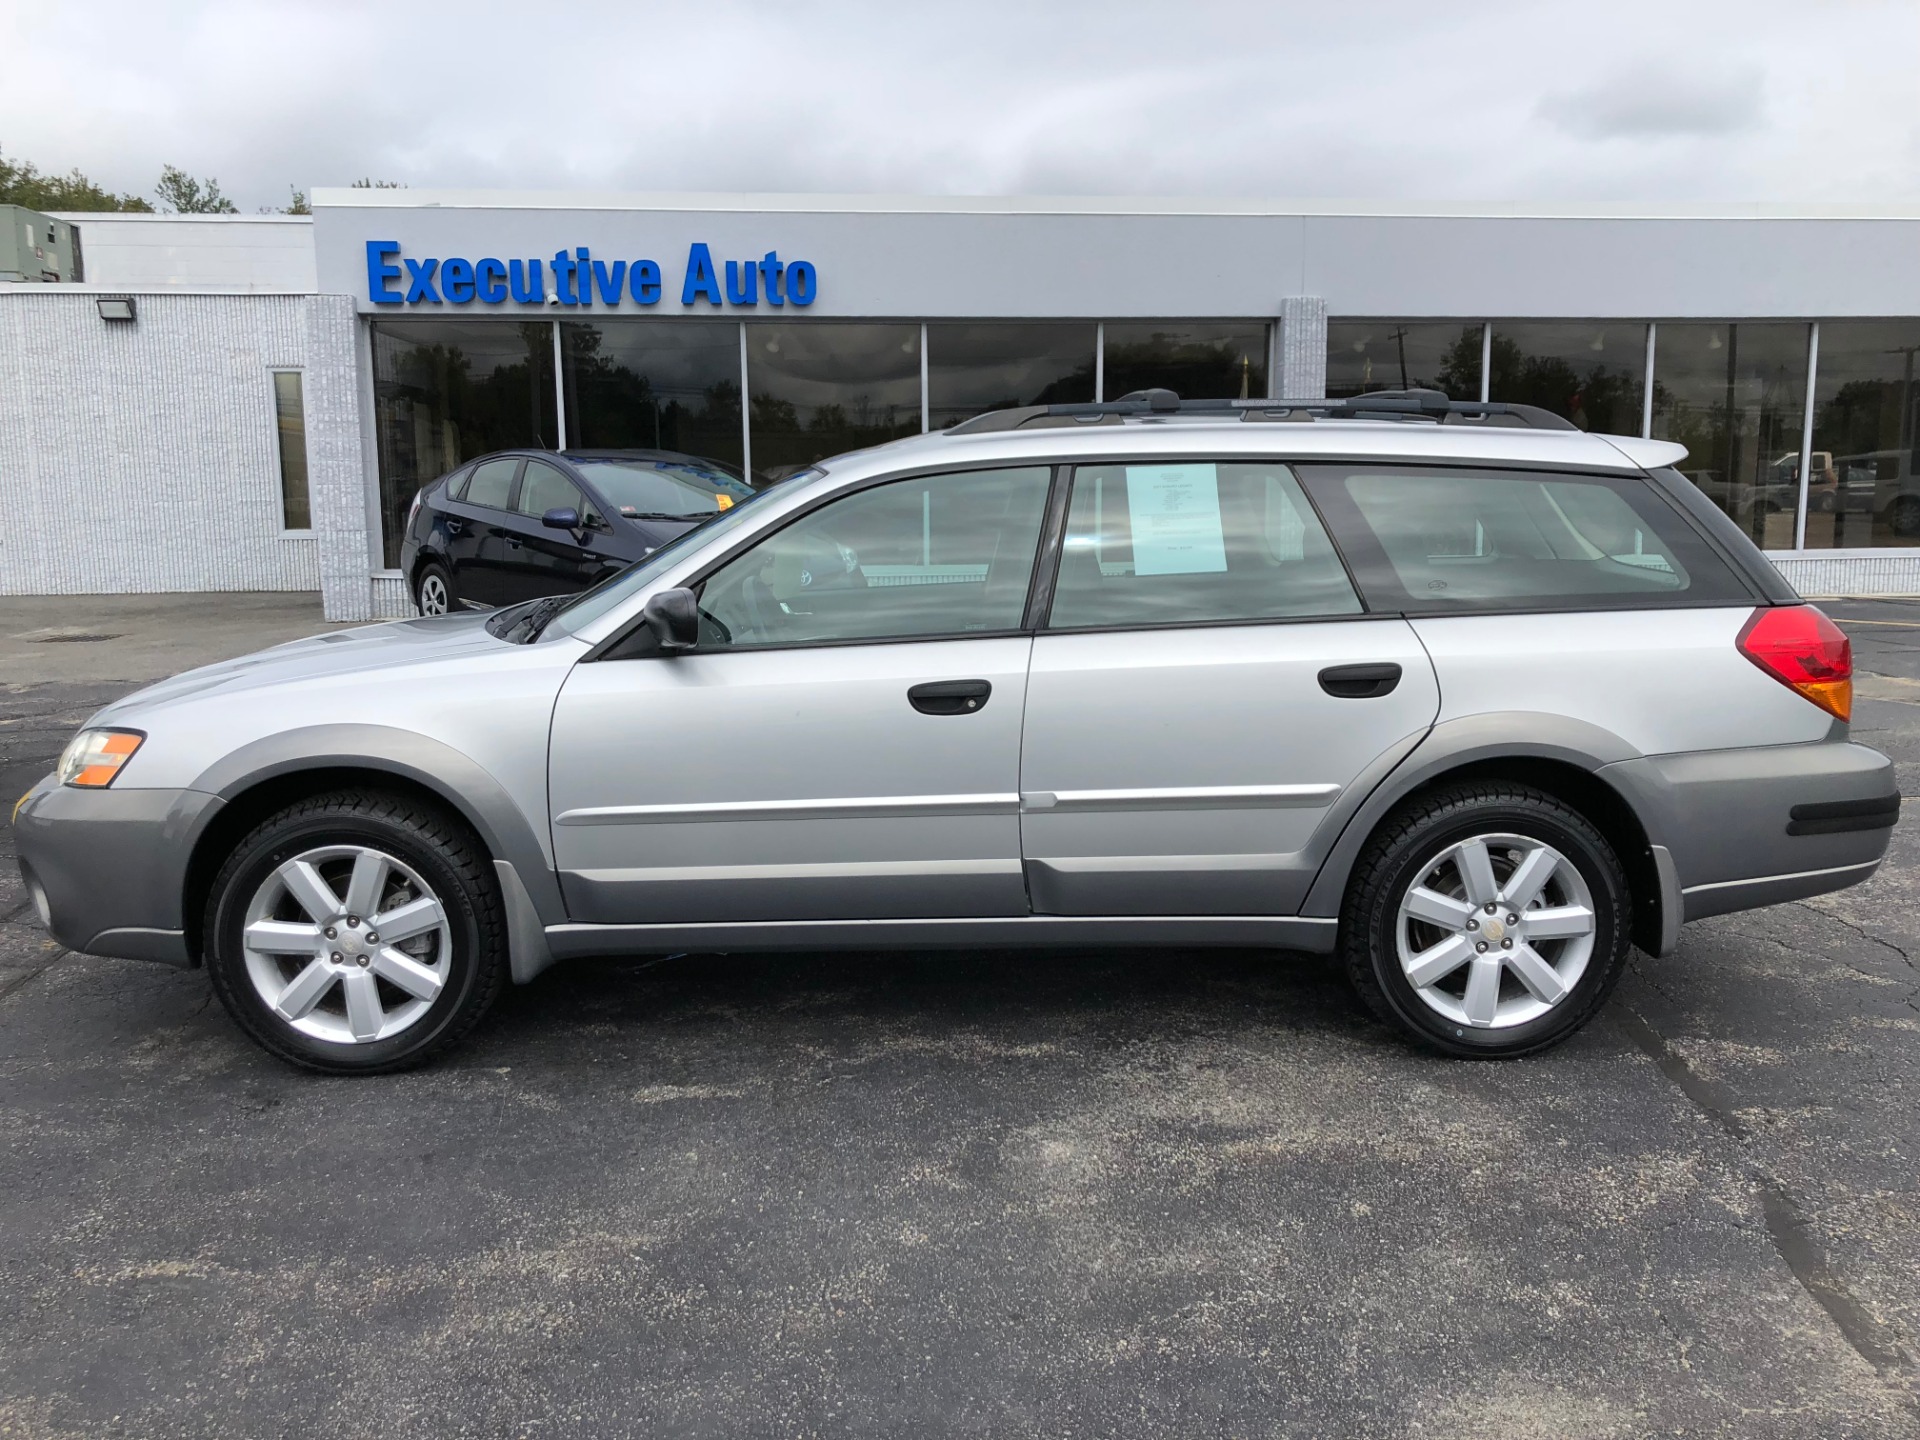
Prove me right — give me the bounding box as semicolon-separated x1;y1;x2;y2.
944;387;1579;434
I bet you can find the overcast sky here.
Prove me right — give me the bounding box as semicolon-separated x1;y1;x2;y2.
3;0;1916;212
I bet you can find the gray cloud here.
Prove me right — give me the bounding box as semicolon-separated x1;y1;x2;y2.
0;1;1913;212
1537;65;1767;141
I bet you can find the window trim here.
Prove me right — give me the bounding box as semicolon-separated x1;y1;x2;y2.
513;456;585;521
1295;460;1766;616
459;455;526;513
1037;461;1368;633
589;460;1063;661
268;368;312;536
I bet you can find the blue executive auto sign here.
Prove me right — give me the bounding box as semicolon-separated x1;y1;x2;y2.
366;240;817;309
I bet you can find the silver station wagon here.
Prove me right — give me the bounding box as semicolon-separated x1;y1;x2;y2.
13;390;1898;1072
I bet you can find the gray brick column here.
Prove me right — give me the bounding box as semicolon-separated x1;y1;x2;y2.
1277;295;1328;400
302;293;374;621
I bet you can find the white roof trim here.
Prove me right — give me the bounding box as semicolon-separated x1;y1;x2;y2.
306;189;1920;221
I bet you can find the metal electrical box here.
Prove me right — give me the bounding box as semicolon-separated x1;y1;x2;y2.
1;205;80;283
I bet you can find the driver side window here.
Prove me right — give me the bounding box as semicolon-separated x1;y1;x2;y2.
695;467;1051;648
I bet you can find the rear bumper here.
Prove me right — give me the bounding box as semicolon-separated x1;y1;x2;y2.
12;777;220;966
1602;741;1898;928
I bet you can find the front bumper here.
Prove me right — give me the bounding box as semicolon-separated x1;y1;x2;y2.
1603;740;1899;926
12;777;222;966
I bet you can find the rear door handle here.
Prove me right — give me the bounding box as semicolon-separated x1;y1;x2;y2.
1319;662;1402;698
445;519;466;536
908;679;992;715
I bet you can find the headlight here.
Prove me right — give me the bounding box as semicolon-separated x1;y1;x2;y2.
56;729;144;788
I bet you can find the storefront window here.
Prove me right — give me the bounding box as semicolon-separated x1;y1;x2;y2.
1489;322;1647;434
1102;322;1268;401
1801;321;1920;549
926;322;1095;428
746;322;920;484
370;320;556;566
1326;322;1483;400
271;371;309;530
1651;323;1809;550
560;320;743;476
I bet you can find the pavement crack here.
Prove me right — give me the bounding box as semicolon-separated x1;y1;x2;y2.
1614;1003;1915;1378
0;951;68;1004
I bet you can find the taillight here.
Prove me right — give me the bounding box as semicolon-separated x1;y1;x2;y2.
407;489;424;529
1737;605;1852;721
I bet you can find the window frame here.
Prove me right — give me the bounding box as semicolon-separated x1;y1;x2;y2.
591;460;1070;660
1294;460;1766;616
1037;461;1367;634
513;457;587;522
268;368;313;536
458;455;525;513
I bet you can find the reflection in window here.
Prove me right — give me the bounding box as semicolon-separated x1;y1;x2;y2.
271;371;309;529
1048;464;1359;629
926;323;1094;428
696;466;1051;647
1802;321;1920;549
1326;322;1484;400
746;323;920;485
1489;323;1646;434
371;321;557;566
560;321;743;476
1651;323;1809;550
1101;323;1268;401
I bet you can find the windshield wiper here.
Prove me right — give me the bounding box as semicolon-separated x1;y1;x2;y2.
492;593;570;644
623;510;718;522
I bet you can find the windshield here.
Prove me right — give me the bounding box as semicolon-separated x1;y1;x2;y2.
541;482;788;637
572;457;756;518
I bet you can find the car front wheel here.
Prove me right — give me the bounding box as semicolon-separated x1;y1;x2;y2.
203;790;508;1073
1341;782;1630;1058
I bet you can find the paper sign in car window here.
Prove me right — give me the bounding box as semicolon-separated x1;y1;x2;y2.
1126;464;1228;576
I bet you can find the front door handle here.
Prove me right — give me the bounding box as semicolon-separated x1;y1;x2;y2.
1319;662;1402;698
908;679;992;715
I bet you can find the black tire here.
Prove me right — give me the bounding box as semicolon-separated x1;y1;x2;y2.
1889;496;1920;538
203;790;508;1075
415;561;456;616
1339;781;1630;1059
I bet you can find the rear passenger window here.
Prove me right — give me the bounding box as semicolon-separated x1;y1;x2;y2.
1300;466;1751;612
462;457;519;510
1046;463;1361;629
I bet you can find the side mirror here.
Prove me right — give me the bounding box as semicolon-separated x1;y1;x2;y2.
641;587;699;652
541;506;580;530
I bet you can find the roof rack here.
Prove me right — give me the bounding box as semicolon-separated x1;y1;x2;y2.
944;387;1579;434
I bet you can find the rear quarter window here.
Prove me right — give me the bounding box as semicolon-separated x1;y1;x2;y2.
1297;465;1754;612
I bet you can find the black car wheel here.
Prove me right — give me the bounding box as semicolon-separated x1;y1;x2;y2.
1890;496;1920;538
1341;781;1631;1059
415;561;456;616
203;790;508;1074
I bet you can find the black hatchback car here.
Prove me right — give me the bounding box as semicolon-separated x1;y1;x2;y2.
400;449;755;614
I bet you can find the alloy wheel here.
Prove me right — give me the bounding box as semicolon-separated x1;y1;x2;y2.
418;573;450;615
1394;831;1597;1030
240;844;452;1044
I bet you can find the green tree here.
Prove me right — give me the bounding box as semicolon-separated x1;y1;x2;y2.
155;164;237;214
0;146;151;211
281;188;310;215
351;178;404;189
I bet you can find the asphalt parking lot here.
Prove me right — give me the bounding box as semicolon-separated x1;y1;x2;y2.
3;591;1918;1438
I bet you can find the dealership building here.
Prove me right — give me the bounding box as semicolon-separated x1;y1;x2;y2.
4;189;1919;620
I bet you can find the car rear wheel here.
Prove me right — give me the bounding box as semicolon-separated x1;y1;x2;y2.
1889;495;1920;538
203;790;508;1074
415;562;455;616
1340;781;1630;1059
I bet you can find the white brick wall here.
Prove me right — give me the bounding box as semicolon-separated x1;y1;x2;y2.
0;289;369;613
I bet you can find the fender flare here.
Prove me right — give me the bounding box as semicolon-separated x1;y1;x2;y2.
1299;711;1655;919
184;724;567;947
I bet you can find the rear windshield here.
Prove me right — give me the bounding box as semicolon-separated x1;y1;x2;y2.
573;458;757;520
1297;465;1753;612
